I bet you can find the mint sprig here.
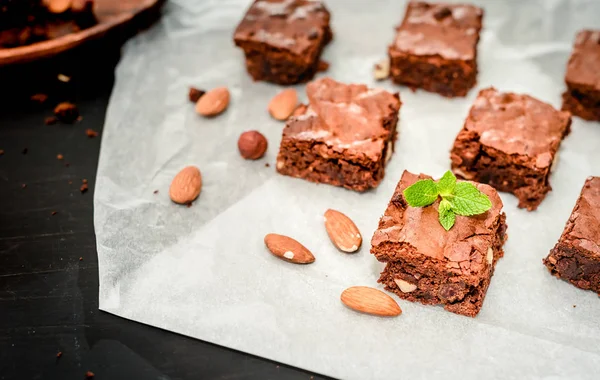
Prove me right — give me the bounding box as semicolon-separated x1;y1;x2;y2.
402;171;492;231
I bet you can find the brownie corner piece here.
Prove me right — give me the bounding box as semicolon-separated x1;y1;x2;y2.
561;29;600;121
233;0;332;85
450;87;571;211
388;1;483;97
370;170;507;317
543;176;600;295
276;77;401;192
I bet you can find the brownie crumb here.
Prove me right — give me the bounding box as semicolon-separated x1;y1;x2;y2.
22;148;28;154
186;202;192;208
80;183;88;194
57;154;64;160
189;87;206;103
86;129;99;138
31;93;48;104
85;371;94;379
51;211;58;216
54;102;79;124
0;149;4;155
56;351;62;358
573;305;577;308
21;184;27;189
153;190;159;194
82;179;88;184
265;163;270;167
45;116;58;125
317;60;329;72
68;180;73;185
79;257;83;261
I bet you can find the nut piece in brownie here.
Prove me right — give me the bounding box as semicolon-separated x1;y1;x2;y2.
233;0;332;85
370;170;507;317
388;1;483;97
451;87;572;211
276;77;401;192
561;30;600;122
543;177;600;295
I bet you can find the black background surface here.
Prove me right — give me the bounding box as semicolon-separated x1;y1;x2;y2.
0;21;331;380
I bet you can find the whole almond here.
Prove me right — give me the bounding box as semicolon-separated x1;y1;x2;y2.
196;87;230;117
238;131;268;160
341;286;402;317
268;89;298;121
264;233;315;264
169;166;202;204
324;209;362;253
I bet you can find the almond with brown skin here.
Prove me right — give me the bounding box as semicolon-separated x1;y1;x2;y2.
196;87;230;116
268;89;298;121
324;209;362;253
341;286;402;317
169;166;202;204
264;234;315;264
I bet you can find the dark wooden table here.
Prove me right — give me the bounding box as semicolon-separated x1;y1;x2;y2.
0;30;330;380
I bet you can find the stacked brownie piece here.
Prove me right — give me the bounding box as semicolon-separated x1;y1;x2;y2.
370;171;507;317
388;1;483;97
451;88;572;211
233;0;332;85
0;0;96;48
544;177;600;295
561;30;600;122
276;77;401;192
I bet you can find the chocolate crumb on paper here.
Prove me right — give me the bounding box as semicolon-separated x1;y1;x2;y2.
0;149;4;155
80;183;88;194
189;87;206;103
22;148;28;154
85;371;94;379
21;184;27;189
54;102;79;124
56;351;62;358
51;211;57;216
153;190;159;194
86;129;99;138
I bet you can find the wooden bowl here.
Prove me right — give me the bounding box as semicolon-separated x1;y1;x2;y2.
0;0;162;66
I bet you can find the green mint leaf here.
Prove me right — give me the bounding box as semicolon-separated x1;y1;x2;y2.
438;199;456;231
403;179;439;207
437;170;457;196
446;182;492;216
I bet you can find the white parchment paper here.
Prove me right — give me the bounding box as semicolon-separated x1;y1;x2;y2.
95;0;600;378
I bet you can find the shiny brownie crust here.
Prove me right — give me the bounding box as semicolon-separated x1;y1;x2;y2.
388;1;483;97
371;171;507;317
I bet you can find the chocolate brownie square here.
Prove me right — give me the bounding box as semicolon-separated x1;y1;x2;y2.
388;1;483;97
450;87;572;211
276;77;401;192
233;0;332;85
543;177;600;295
371;171;507;317
561;30;600;122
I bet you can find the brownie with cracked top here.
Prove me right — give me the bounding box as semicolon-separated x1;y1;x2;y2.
562;30;600;122
388;1;483;97
450;87;571;211
543;177;600;295
370;170;507;317
276;77;401;192
233;0;332;85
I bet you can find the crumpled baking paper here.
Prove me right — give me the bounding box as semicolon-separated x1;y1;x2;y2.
95;0;600;378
